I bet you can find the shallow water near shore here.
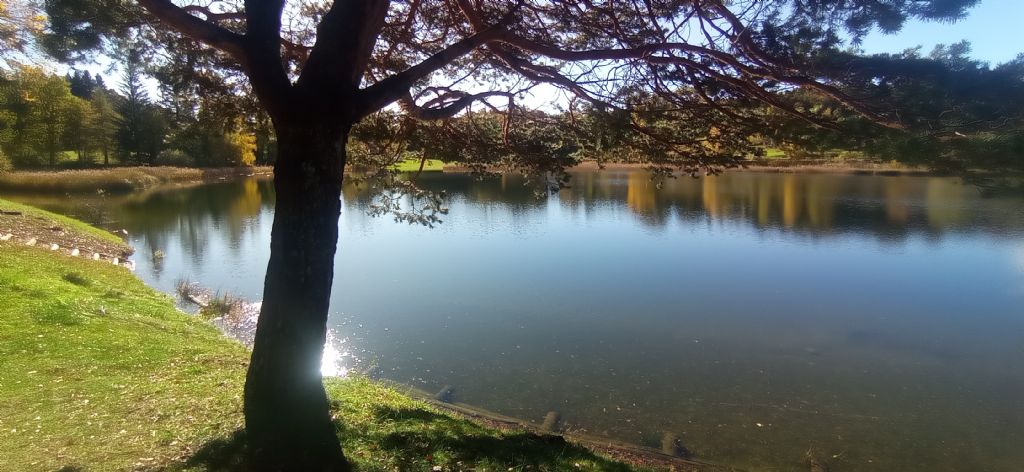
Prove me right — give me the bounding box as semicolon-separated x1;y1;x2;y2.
6;170;1024;471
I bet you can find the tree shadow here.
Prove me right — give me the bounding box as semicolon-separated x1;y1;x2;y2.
168;405;637;471
169;429;249;471
366;406;636;471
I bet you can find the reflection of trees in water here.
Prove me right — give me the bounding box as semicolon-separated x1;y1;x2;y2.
925;179;968;230
383;172;1023;241
22;172;1019;264
341;173;546;230
112;178;274;261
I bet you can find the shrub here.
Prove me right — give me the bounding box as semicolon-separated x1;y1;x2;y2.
156;149;195;167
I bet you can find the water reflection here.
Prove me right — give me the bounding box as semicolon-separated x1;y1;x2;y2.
547;171;1017;240
4;170;1024;472
14;172;1019;253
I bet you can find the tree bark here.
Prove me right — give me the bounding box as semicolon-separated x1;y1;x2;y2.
244;121;351;471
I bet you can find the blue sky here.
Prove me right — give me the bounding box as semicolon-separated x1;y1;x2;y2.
859;0;1024;64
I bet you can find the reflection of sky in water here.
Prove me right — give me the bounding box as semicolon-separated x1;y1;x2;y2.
1013;244;1024;296
1015;244;1024;272
7;171;1024;472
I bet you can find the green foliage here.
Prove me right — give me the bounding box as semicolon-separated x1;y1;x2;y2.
115;45;168;165
61;94;97;165
167;122;258;167
0;66;130;169
66;69;102;99
0;147;11;173
0;67;74;166
762;48;1024;174
89;88;121;165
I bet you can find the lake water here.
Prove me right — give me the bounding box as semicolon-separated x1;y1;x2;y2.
7;171;1024;471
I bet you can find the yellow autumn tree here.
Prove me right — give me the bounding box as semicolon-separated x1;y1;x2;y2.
224;130;256;167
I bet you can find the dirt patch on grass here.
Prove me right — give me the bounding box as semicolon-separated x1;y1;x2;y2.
0;204;132;262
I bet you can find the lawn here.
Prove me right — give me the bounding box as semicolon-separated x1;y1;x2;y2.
0;198;126;247
390;158;447;172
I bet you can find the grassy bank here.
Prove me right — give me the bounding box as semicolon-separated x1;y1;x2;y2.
390;158;446;172
0;198;126;248
0;245;249;470
0;166;273;194
0;203;684;471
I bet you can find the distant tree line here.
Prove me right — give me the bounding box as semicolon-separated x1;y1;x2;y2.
3;37;1020;183
346;44;1024;181
0;56;272;172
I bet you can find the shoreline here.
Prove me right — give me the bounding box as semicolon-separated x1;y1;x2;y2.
390;381;738;471
0;159;934;196
443;160;936;176
0;166;273;194
176;280;731;471
0;199;727;471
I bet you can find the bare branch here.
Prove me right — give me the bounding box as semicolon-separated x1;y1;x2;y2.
356;22;510;120
181;5;245;22
399;91;514;120
136;0;246;59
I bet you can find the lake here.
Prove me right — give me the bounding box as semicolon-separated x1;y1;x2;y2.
7;170;1024;471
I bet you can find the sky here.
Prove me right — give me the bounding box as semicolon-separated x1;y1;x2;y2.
859;0;1024;64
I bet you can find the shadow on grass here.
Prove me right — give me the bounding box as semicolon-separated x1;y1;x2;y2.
362;406;636;471
169;405;636;471
173;429;249;471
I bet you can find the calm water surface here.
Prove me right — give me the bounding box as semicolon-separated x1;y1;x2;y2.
7;171;1024;471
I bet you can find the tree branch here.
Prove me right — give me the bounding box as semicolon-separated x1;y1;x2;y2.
355;23;509;120
297;0;391;101
181;5;245;22
399;91;514;120
241;0;292;120
135;0;245;60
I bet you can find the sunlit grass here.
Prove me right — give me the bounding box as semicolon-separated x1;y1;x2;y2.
389;158;446;172
0;245;251;471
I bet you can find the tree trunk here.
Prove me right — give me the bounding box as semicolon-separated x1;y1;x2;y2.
244;122;351;471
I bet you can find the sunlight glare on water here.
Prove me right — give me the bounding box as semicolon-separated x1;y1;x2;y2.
321;330;352;378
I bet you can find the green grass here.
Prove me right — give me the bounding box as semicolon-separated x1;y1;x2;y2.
0;204;652;471
0;245;250;471
390;158;446;172
0;198;126;247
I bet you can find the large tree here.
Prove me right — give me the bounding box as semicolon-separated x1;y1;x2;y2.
43;0;982;469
